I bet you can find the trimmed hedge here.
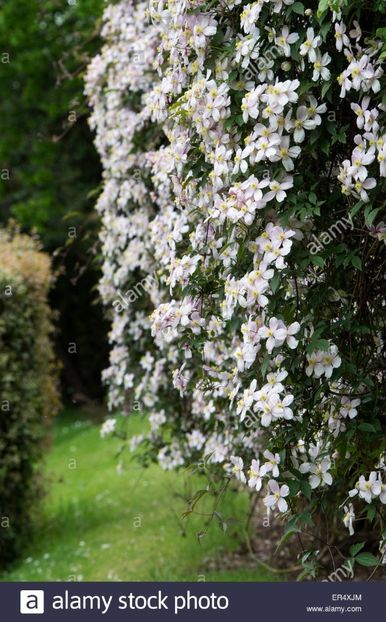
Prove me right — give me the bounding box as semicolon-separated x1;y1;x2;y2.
0;229;59;565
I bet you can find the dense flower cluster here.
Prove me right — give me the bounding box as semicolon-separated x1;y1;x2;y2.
86;0;386;567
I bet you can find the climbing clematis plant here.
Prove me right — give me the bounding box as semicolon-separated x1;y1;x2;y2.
87;0;386;576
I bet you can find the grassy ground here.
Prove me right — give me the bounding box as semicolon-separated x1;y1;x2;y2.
1;409;277;582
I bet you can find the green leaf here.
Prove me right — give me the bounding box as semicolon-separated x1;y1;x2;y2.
300;480;312;500
351;256;362;270
317;0;329;18
298;81;314;96
350;542;365;557
260;352;272;379
320;139;331;156
309;338;330;352
350;201;364;218
319;21;331;39
358;422;377;433
364;206;380;226
297;511;313;526
276;527;299;551
311;255;325;268
288;479;301;495
355;552;379;567
291;2;304;15
271;272;280;293
321;80;332;99
223;116;235;130
366;505;376;522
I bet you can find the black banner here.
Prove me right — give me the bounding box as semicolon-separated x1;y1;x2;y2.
2;581;384;621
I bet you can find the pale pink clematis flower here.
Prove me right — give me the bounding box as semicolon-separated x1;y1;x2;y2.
230;456;246;484
300;28;321;62
264;480;290;512
248;459;264;491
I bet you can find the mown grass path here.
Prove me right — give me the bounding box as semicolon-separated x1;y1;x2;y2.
1;410;277;581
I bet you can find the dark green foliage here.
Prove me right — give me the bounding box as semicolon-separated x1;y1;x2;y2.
0;0;109;400
0;0;103;242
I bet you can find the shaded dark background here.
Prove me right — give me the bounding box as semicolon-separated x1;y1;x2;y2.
0;0;109;404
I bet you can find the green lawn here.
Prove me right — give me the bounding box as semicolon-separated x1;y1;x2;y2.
1;410;277;582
